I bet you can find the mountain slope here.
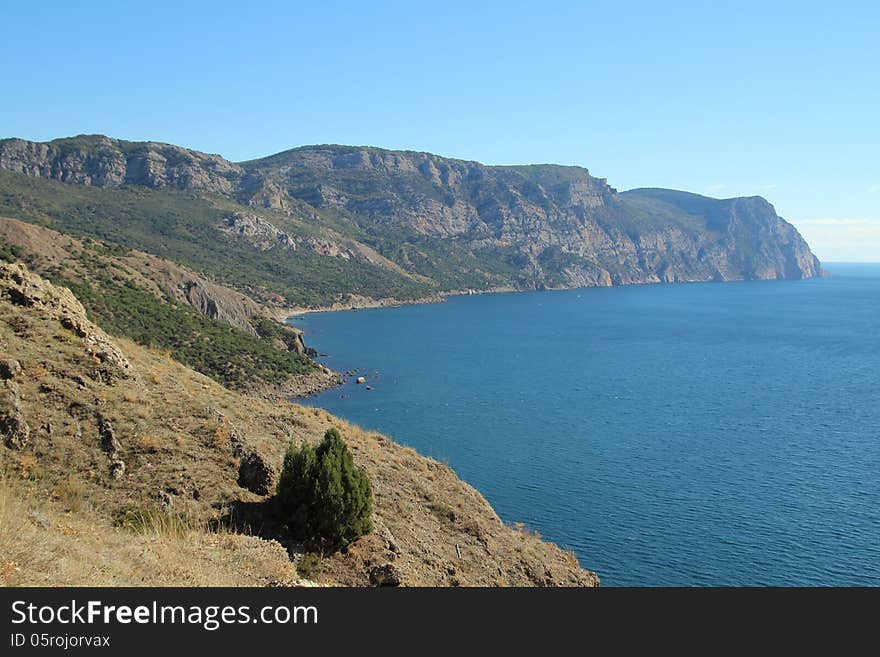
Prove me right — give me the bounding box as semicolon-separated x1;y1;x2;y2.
0;262;598;586
0;168;433;308
0;217;347;395
0;135;821;303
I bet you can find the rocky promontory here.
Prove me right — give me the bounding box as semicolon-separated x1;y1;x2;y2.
0;136;821;296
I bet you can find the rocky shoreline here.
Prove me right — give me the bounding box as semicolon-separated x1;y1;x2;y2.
282;284;526;318
278;287;522;399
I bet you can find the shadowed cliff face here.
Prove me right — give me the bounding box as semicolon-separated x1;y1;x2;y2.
0;136;821;291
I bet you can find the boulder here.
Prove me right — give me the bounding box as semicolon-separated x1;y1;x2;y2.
368;563;402;587
97;414;121;455
238;450;276;496
356;376;366;384
0;359;21;380
229;428;245;458
0;382;28;449
1;409;29;449
109;459;126;480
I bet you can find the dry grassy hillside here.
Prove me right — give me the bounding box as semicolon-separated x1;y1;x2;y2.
0;262;598;587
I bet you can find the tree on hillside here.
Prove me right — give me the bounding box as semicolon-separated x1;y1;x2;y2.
277;428;373;550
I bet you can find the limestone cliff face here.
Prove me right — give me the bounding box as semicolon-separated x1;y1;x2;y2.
0;135;242;194
241;147;821;286
618;189;821;282
0;136;821;290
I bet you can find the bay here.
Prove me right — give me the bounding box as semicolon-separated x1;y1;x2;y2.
292;263;880;585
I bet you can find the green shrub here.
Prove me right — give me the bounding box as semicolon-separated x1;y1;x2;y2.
296;552;323;579
277;428;373;550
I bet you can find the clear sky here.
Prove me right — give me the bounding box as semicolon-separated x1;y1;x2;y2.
2;1;878;261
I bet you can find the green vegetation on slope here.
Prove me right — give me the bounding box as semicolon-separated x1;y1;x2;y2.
0;170;432;307
277;427;373;550
52;273;314;389
0;137;821;303
0;237;313;390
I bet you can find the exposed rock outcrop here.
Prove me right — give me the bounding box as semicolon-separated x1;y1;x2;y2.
97;413;121;455
369;563;403;587
0;135;242;194
246;147;821;286
0;382;29;450
0;136;822;291
237;449;276;496
0;262;131;377
0;359;21;380
304;237;355;260
221;212;296;251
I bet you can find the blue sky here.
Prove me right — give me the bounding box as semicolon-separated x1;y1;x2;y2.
1;1;878;260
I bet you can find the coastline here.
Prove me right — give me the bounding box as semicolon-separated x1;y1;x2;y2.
272;288;514;400
277;285;521;321
276;266;828;324
273;271;827;400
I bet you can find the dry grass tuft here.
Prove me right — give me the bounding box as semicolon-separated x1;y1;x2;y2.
51;476;88;513
135;433;162;453
210;425;229;450
25;362;50;380
0;477;294;587
512;521;542;540
114;505;203;541
17;455;39;480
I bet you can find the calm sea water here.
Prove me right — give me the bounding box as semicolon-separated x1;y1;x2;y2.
291;264;880;586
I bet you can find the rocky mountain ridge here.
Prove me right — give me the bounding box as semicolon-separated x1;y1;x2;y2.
0;135;242;194
0;135;821;293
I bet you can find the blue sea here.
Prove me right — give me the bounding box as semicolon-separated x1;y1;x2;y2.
291;264;880;586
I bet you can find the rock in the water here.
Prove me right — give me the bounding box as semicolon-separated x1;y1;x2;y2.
356;376;366;384
369;563;402;587
238;450;276;495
